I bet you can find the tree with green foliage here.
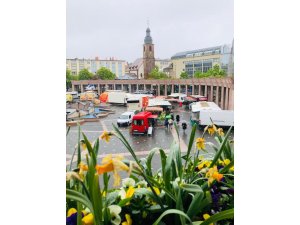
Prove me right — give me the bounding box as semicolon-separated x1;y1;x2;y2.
96;67;116;80
180;71;188;79
206;64;226;77
66;69;72;90
193;65;226;78
148;66;168;79
78;68;93;80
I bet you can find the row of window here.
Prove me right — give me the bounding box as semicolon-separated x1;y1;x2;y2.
186;49;220;58
185;61;213;77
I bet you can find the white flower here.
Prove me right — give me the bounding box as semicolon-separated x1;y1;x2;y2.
118;188;126;200
136;180;147;188
122;178;135;188
107;205;122;225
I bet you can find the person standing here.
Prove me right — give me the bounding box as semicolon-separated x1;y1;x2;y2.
168;118;173;130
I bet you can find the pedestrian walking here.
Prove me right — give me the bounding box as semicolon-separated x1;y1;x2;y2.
176;115;180;123
164;118;169;129
168;118;173;130
182;120;187;133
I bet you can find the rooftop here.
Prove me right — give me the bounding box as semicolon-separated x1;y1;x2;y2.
171;45;225;60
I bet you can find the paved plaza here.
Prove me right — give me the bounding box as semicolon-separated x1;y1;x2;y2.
66;105;234;171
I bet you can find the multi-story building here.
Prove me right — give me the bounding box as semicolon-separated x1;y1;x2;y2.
128;58;171;79
66;57;126;78
155;59;171;71
170;44;232;78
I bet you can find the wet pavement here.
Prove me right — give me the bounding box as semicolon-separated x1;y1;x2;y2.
66;104;234;172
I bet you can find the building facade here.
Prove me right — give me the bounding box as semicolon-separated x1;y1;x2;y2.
143;27;155;79
128;58;171;79
66;58;126;78
155;59;171;72
170;45;232;78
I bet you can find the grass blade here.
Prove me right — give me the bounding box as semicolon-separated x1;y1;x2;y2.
152;209;193;225
200;208;234;225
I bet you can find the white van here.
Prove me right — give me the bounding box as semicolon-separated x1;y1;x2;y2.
117;111;135;127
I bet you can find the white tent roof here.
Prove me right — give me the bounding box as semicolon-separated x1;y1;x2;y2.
191;101;221;112
148;99;171;106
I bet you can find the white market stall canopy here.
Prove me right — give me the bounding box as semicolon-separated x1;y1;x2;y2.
148;99;171;107
191;101;221;112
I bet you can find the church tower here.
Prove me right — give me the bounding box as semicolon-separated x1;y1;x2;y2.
143;27;155;79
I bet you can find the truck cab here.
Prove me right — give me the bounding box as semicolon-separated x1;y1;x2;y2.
131;111;153;134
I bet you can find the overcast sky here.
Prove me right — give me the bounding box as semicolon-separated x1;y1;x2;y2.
67;0;233;63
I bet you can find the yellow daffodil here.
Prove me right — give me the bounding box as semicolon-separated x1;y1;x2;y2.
205;124;217;136
82;213;94;225
96;154;129;187
67;208;77;217
196;137;206;150
122;214;132;225
203;213;213;225
230;166;234;171
100;131;113;143
218;159;224;166
217;128;224;136
79;162;89;178
197;160;211;170
206;166;224;186
224;159;231;166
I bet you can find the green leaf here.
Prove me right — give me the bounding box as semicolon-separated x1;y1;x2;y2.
180;183;203;193
92;174;102;225
93;138;100;157
118;198;131;207
145;147;161;177
66;189;94;215
66;126;71;136
200;208;234;225
152;209;193;225
82;133;97;165
77;201;82;225
77;126;81;168
186;191;204;219
184;124;197;169
210;127;232;167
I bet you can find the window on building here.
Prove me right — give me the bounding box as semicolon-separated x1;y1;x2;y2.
149;46;152;51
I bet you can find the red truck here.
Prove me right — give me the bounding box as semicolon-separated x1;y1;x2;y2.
131;111;157;134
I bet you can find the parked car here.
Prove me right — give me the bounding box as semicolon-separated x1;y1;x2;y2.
85;84;96;91
117;111;135;127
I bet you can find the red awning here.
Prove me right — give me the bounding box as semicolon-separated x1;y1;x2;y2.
148;115;158;119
